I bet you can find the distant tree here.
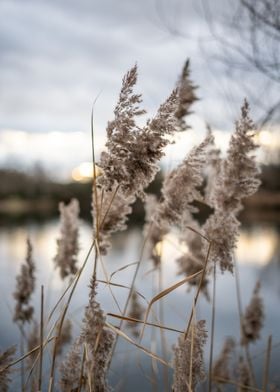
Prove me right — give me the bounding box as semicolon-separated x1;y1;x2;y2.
201;0;280;126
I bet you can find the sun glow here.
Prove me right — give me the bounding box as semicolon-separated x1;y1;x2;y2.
71;162;103;182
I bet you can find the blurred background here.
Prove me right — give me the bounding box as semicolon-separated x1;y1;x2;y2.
0;0;280;390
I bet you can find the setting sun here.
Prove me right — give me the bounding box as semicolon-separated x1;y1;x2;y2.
71;162;102;182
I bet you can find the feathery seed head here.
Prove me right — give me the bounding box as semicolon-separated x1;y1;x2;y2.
241;281;264;346
80;277;114;391
212;337;236;383
160;132;213;225
0;346;16;392
54;199;80;279
172;320;207;391
13;237;35;324
175;59;198;130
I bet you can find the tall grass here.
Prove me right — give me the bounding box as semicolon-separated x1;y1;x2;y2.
0;61;274;392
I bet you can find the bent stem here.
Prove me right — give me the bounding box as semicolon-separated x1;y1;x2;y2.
107;217;154;368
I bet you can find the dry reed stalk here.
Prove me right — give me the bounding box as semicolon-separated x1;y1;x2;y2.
108;217;156;366
262;335;272;392
38;285;44;392
105;322;171;368
213;377;262;392
176;220;210;299
158;263;169;392
188;303;196;392
77;345;86;392
183;240;211;341
2;337;55;375
94;239;123;314
108;313;184;334
150;272;158;392
48;240;95;392
109;261;139;282
208;260;217;392
140;270;203;341
234;256;257;386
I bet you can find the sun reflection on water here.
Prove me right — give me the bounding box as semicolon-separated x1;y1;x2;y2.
237;227;279;266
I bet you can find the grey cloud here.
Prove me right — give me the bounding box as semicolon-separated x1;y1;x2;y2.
0;0;276;136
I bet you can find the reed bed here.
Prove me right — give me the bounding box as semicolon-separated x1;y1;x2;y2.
0;60;276;392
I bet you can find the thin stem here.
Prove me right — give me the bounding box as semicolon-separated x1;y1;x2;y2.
158;264;168;392
38;285;44;391
108;218;153;367
77;345;86;392
262;335;272;392
2;336;56;373
234;256;257;386
20;328;25;392
48;241;95;392
184;241;212;340
151;272;158;392
208;261;217;392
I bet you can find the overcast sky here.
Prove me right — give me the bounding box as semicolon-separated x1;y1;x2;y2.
0;0;278;178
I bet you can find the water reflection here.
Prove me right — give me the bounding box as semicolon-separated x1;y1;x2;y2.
0;220;279;390
237;226;279;266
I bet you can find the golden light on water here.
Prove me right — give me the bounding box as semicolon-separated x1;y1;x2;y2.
237;228;278;266
154;234;189;258
71;162;103;182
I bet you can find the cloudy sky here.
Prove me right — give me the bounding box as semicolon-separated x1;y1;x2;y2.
0;0;278;179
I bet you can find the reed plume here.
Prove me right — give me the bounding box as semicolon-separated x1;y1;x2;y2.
54;199;80;279
204;128;222;206
0;346;16;392
176;220;210;299
27;321;39;364
172;320;207;391
241;281;264;346
204;100;260;273
98;65;145;192
237;356;251;392
160;132;213;225
215;100;260;213
212;337;235;383
99;65;182;200
143;194;168;268
59;341;83;392
127;290;144;338
80;277;114;391
175;59;198;130
13;237;35;324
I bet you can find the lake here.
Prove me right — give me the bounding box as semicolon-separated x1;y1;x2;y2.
0;219;279;390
